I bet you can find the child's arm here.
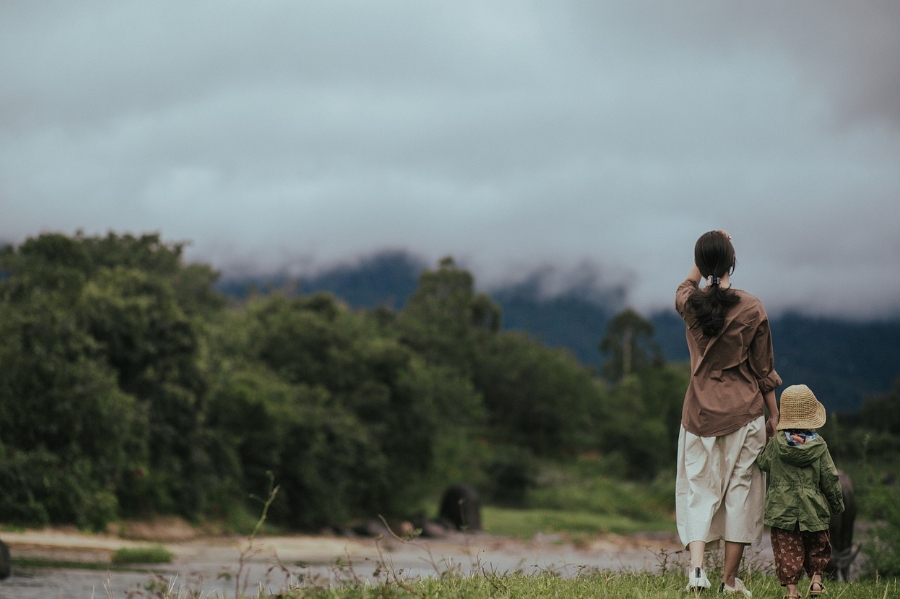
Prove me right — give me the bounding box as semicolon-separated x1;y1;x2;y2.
756;435;775;473
820;447;845;515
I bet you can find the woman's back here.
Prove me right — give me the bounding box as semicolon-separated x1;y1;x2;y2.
676;281;779;436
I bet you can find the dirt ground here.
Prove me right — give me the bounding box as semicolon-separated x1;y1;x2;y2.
0;519;700;598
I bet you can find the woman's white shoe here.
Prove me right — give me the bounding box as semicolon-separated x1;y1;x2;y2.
686;567;711;592
719;577;752;597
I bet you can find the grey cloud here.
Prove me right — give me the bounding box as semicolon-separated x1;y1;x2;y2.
2;1;899;319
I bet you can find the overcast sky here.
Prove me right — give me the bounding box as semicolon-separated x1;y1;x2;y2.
2;1;899;319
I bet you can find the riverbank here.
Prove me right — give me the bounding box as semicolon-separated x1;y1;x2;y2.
0;523;690;598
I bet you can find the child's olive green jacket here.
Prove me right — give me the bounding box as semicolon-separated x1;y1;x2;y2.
756;433;844;531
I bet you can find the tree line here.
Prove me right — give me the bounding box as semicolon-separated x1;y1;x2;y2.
221;250;900;415
0;232;683;530
0;232;896;534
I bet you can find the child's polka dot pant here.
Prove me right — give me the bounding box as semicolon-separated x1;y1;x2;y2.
770;525;832;586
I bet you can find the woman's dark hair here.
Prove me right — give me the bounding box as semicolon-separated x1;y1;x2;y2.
687;230;740;337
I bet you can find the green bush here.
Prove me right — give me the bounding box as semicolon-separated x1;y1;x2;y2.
472;332;606;457
861;482;900;578
482;446;538;507
110;545;173;565
527;458;673;522
0;232;217;524
207;289;489;529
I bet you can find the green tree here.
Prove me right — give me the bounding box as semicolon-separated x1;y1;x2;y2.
0;291;147;528
601;364;689;478
595;309;686;477
472;331;605;457
599;308;664;383
206;362;389;529
859;376;900;436
1;232;224;317
0;232;223;522
400;257;500;374
80;267;215;515
206;290;485;528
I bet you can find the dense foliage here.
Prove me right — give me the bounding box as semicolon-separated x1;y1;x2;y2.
0;233;221;527
0;232;709;531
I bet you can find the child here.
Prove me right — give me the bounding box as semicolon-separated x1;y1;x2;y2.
757;384;844;598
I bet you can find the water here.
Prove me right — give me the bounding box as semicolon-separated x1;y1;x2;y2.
1;563;312;599
0;568;169;599
0;530;732;598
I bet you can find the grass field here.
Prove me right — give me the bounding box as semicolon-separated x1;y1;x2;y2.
314;572;898;599
482;505;675;538
142;571;899;598
478;457;676;539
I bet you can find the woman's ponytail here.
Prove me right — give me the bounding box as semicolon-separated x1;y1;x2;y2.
687;283;739;337
687;231;739;337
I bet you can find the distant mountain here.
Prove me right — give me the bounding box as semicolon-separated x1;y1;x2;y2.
489;274;626;375
216;251;900;413
216;250;425;309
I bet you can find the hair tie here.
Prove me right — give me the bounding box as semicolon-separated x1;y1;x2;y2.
709;276;721;287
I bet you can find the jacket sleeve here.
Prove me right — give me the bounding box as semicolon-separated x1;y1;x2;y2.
748;315;782;393
675;279;697;319
756;437;775;473
819;449;845;515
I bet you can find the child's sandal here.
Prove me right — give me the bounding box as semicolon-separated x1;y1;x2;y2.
809;581;826;596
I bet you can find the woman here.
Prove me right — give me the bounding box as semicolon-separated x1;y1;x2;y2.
675;230;781;597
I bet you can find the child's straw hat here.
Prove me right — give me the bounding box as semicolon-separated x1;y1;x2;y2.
777;384;827;430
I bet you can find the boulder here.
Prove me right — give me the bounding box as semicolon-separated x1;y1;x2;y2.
438;484;481;532
0;539;9;579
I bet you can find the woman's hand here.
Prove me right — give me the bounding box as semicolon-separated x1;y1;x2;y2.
687;264;702;284
765;416;778;440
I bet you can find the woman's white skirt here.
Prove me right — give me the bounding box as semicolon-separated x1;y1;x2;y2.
675;416;766;549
